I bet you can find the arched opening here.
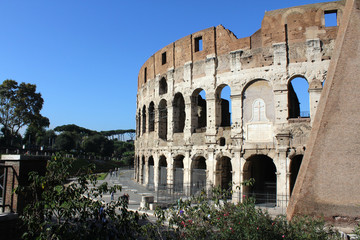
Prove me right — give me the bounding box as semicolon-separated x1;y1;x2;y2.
219;137;226;146
243;155;277;206
142;105;147;134
288;77;310;118
158;99;167;140
191;156;206;195
173;93;185;133
191;89;207;132
242;80;274;142
148;156;154;190
159;77;167;95
148;102;155;132
158;155;167;190
215;156;232;192
174;155;184;192
141;156;146;184
290;155;303;196
216;85;232;127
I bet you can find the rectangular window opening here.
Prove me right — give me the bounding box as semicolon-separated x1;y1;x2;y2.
162;52;167;65
195;36;203;52
144;67;147;83
324;10;337;27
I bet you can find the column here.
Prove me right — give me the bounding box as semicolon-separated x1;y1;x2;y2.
183;150;191;196
144;157;149;185
231;149;242;203
153;153;159;192
167;152;174;192
206;148;215;194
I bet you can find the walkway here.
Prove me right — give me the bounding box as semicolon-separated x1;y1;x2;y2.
95;169;157;217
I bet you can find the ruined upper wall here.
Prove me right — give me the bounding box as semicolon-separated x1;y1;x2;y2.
138;0;345;89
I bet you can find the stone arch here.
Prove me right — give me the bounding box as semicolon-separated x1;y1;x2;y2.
158;99;167;140
242;79;274;142
158;155;167;189
142;105;147;134
159;77;168;95
242;79;275;122
148;102;155;132
289;154;303;196
215;154;232;192
281;8;306;25
148;156;155;190
215;84;232;127
173;155;185;192
173;92;185;133
191;156;207;195
191;88;207;132
242;154;277;206
287;75;309;118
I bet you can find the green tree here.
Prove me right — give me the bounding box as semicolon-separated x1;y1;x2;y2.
18;155;145;239
36;129;57;149
82;134;114;157
0;79;49;147
55;131;77;152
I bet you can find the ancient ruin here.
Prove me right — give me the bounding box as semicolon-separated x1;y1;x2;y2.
135;0;345;211
287;0;360;224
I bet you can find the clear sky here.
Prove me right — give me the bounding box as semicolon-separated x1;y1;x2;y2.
0;0;332;132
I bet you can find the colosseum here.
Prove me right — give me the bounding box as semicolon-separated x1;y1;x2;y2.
135;0;345;209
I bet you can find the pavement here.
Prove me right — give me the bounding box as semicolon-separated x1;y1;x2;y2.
95;169;157;218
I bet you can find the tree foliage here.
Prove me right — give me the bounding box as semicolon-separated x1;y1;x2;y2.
18;155;145;239
83;134;114;156
54;131;77;152
0;79;49;146
54;124;96;135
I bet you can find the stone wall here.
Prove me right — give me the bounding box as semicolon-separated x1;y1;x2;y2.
135;0;345;210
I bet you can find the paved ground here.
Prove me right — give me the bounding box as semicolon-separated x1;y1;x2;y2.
95;169;157;217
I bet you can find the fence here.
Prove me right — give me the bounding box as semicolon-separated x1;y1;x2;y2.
0;164;13;213
0;148;125;162
149;182;289;214
154;182;210;206
234;192;289;215
300;111;310;118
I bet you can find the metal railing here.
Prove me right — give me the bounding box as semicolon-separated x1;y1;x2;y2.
154;182;209;206
0;165;13;213
236;192;289;215
149;183;289;215
300;111;310;118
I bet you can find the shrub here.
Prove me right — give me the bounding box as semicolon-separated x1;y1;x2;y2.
17;154;145;240
151;186;341;240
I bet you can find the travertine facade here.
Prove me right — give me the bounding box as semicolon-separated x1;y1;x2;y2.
288;0;360;224
135;1;345;208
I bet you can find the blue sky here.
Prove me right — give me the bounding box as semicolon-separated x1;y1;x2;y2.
0;0;331;132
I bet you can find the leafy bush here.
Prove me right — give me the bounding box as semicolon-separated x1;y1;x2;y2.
151;187;341;240
17;154;145;239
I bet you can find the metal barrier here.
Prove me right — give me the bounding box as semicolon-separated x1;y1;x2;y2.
155;182;209;206
152;183;289;215
236;192;289;215
300;111;310;118
0;164;13;213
